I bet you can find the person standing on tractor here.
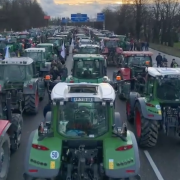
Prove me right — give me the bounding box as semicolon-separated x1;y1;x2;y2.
171;59;178;68
156;53;163;67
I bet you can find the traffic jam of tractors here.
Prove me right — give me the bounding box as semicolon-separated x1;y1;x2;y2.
0;25;179;180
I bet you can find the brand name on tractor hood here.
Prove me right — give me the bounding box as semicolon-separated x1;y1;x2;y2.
71;97;94;102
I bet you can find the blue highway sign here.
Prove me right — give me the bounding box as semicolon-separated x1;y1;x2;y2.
71;14;88;22
97;13;105;22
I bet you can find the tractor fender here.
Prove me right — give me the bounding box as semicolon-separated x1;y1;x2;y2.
129;92;140;114
114;112;123;127
136;98;162;120
104;131;140;179
24;130;59;178
0;120;11;138
120;68;131;80
23;80;38;95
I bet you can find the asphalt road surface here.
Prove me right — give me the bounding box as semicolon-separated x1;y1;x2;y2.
7;47;180;180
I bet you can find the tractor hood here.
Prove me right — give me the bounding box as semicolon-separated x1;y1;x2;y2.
67;77;104;83
120;68;131;80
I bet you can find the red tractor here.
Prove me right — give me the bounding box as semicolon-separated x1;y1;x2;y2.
101;38;123;66
113;51;153;100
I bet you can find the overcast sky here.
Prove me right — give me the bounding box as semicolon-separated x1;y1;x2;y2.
38;0;122;18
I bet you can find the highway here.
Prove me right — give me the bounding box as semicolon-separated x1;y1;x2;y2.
7;46;180;180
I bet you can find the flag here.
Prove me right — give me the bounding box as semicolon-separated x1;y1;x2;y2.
61;42;65;59
5;47;10;59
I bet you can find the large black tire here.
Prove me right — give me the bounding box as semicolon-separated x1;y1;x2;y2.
126;100;133;123
0;133;10;180
24;91;39;114
134;102;159;148
10;114;23;152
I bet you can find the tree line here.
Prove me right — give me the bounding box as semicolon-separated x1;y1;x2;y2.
101;0;180;47
0;0;46;31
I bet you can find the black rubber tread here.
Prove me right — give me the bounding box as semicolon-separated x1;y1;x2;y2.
134;102;159;148
10;114;23;152
126;100;133;123
24;94;38;114
0;133;10;180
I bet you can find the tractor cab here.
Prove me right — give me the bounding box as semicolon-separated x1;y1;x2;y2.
23;82;140;180
37;43;55;62
66;54;108;83
24;48;50;76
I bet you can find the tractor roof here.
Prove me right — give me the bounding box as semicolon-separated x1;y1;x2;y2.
122;51;153;56
79;44;99;48
103;38;119;41
37;43;53;46
51;83;115;101
25;48;45;52
73;54;104;59
0;57;33;65
48;37;63;40
148;67;180;77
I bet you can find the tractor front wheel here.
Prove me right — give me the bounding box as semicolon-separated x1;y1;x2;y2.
134;102;158;148
24;91;39;114
0;133;10;180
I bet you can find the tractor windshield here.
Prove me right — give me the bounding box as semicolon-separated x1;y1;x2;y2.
156;79;180;100
73;60;103;79
79;47;100;54
25;52;43;61
125;56;152;66
58;102;108;137
0;65;26;81
105;40;118;47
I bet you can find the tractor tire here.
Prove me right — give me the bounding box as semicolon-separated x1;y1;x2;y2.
0;133;10;180
24;91;39;114
126;100;133;123
134;102;159;148
10;114;23;152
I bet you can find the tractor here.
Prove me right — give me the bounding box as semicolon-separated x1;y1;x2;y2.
66;54;108;83
0;57;45;114
23;82;141;180
101;38;123;66
0;90;23;179
37;43;55;62
113;51;153;100
125;67;180;147
24;48;51;77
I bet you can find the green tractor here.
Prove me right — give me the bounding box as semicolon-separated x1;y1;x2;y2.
126;67;180;148
66;54;108;83
23;82;140;180
113;51;153;100
37;43;55;62
24;48;51;77
0;57;45;114
0;91;23;179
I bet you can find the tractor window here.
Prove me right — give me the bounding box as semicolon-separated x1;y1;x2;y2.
104;40;118;47
26;65;33;79
25;52;43;61
79;47;99;54
73;60;103;79
58;102;108;137
125;56;152;67
156;79;180;100
3;65;26;82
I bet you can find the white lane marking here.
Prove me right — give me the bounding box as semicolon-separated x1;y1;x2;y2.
144;150;164;180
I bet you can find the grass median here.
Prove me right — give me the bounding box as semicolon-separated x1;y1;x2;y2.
150;43;180;58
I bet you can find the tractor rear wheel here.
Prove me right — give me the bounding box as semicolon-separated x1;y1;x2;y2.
10;114;23;152
24;91;39;114
134;102;158;147
0;133;10;180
